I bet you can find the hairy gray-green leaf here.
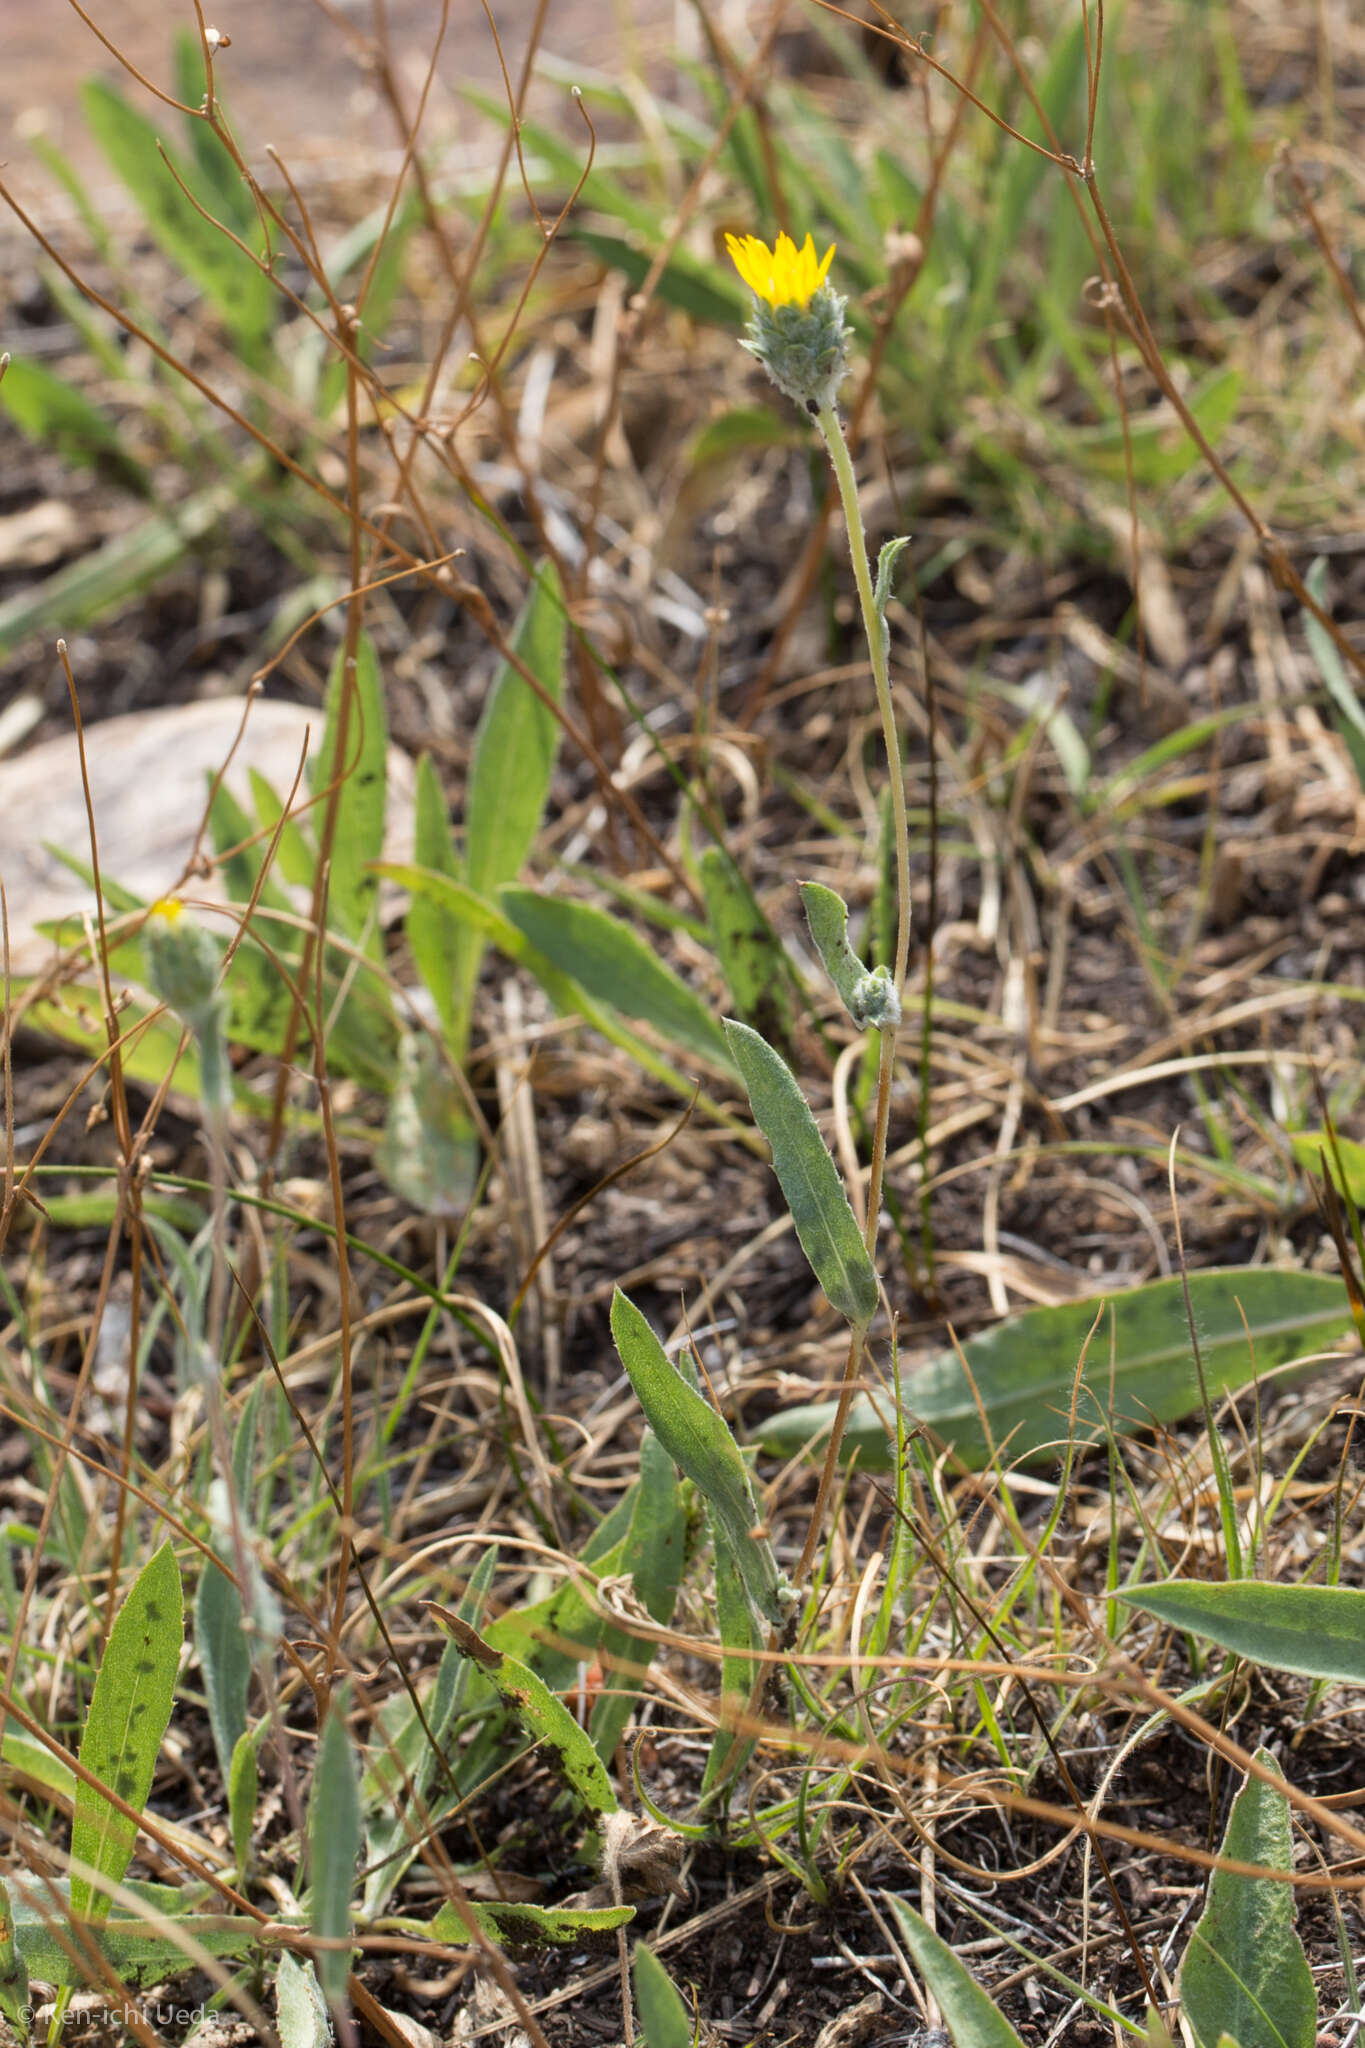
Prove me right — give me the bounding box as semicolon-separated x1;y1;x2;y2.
276;1952;332;2048
195;1555;250;1786
376;1028;479;1216
723;1018;879;1326
800;882;899;1030
309;1699;361;2004
503;889;734;1074
72;1540;183;1923
761;1269;1352;1471
1179;1750;1314;2048
1122;1580;1365;1686
611;1289;785;1626
887;1898;1028;2048
634;1942;694;2048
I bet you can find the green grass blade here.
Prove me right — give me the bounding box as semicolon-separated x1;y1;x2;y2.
0;356;150;495
634;1942;695;2048
723;1019;879;1327
79;77;273;353
760;1269;1352;1470
1120;1581;1365;1685
1179;1750;1315;2048
502;889;734;1074
71;1541;183;1924
887;1898;1028;2047
309;1700;361;2005
611;1289;785;1626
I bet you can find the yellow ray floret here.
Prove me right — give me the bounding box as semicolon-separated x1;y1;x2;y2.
725;230;835;311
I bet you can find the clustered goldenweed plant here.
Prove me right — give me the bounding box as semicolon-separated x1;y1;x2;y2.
1;3;1365;2045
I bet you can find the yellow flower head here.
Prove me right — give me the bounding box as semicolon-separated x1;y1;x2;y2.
726;230;835;311
148;897;185;926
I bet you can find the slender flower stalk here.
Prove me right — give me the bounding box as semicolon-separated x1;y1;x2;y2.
726;231;913;1582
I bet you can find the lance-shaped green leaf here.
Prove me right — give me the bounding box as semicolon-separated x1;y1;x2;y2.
589;1430;686;1763
699;1521;765;1803
195;1554;250;1788
873;534;911;661
723;1018;879;1327
10;1877;258;1986
71;1541;183;1923
1179;1750;1314;2048
406;753;463;1037
450;560;565;1049
760;1269;1352;1471
228;1731;257;1879
887;1898;1028;2048
699;846;795;1056
634;1943;694;2048
428;1612;618;1819
1121;1580;1365;1686
309;1699;361;2005
611;1289;785;1626
425;1899;634;1949
312;632;387;953
502;889;734;1074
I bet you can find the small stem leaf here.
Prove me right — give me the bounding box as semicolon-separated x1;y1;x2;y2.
611;1289;786;1626
800;882;900;1030
0;1878;29;2042
427;1611;619;1819
194;1555;250;1787
1179;1749;1315;2048
309;1698;361;2007
71;1541;184;1924
723;1019;879;1327
760;1269;1352;1471
887;1898;1029;2048
1121;1581;1365;1686
633;1942;695;2048
276;1952;333;2048
872;534;912;660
